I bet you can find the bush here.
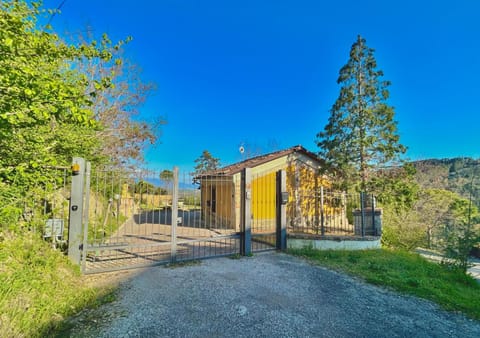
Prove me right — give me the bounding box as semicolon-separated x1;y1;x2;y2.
0;231;106;337
438;222;480;272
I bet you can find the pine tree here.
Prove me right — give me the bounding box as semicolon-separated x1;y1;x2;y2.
194;150;220;175
316;35;406;190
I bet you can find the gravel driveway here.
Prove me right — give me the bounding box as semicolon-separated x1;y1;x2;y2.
68;252;480;337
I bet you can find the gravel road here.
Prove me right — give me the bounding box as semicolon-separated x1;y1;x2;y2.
68;252;480;337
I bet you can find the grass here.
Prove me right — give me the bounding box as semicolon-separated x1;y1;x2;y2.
289;247;480;320
0;232;114;337
228;253;242;259
89;213;128;242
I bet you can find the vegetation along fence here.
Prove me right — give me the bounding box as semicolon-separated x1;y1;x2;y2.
76;163;243;273
30;158;380;274
288;189;381;237
16;166;71;250
61;159;290;273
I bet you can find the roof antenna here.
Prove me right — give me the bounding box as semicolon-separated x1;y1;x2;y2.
239;144;246;161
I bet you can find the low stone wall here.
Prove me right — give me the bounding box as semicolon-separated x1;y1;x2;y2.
288;234;381;250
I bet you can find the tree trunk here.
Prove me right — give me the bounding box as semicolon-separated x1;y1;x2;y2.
356;36;367;191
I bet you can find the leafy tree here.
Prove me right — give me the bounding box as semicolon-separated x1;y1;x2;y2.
381;185;478;255
370;164;419;210
316;35;406;190
133;180;156;194
417;189;470;248
75;43;163;166
412;158;480;211
431;192;480;271
159;169;174;194
442;222;480;272
0;0;118;171
160;170;174;182
0;0;126;229
194;150;220;175
0;1;112;136
373;165;423;250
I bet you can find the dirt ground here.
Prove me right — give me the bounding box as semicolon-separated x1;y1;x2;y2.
67;252;480;338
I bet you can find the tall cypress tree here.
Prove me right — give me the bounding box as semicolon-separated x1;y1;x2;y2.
316;35;406;190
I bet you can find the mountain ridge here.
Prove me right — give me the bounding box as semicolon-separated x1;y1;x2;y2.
411;157;480;208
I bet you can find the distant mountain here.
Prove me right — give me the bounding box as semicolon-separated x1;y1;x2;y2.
411;157;480;208
144;177;197;191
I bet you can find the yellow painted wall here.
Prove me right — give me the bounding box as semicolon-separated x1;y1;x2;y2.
201;153;335;231
286;164;335;221
251;171;276;220
251;162;332;222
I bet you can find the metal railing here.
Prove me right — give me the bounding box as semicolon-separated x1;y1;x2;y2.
25;157;380;274
79;166;242;273
250;168;279;251
288;189;381;237
13;166;71;247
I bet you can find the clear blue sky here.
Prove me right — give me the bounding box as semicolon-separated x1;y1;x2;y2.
45;0;480;172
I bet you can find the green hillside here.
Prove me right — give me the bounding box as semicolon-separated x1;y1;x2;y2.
412;158;480;209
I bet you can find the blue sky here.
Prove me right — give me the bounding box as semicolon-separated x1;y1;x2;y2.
45;0;480;172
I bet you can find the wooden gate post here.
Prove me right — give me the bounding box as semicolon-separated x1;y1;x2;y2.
68;157;85;265
240;168;252;256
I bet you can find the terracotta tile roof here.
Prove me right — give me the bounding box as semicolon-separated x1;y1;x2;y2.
205;145;324;176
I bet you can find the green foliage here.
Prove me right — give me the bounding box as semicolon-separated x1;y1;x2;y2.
0;1;122;135
435;194;479;272
441;222;480;272
0;0;125;230
78;47;161;166
365;164;422;250
0;232;110;337
316;35;406;190
182;193;200;207
370;164;419;211
132;180;165;195
0;1;156;231
377;158;480;266
381;206;426;250
0;3;153;334
413;157;480;210
193;150;221;176
160;170;174;182
409;158;480;269
289;248;480;319
381;186;477;252
89;213;127;244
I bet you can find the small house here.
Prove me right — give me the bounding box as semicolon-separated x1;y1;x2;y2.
196;145;335;232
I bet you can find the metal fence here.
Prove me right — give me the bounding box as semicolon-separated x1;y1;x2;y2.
17;167;71;248
30;158;380;274
80;167;243;273
176;171;240;261
288;189;381;237
250;168;279;251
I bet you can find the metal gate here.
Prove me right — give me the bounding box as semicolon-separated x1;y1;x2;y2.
249;168;287;252
67;159;286;274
